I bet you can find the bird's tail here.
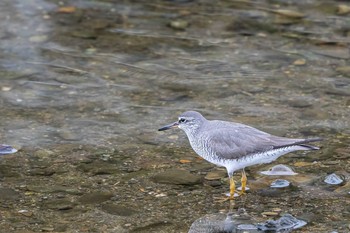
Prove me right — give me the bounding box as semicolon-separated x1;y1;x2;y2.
274;137;323;150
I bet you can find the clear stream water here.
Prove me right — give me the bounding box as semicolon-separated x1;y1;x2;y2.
0;0;349;232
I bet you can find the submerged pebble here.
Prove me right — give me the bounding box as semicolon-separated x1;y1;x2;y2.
261;164;297;176
0;145;17;155
270;179;290;188
324;173;343;185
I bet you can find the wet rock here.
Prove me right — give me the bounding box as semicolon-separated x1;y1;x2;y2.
334;147;350;159
335;181;350;195
71;30;98;39
261;211;279;216
337;5;350;15
27;168;55;176
0;164;20;178
152;169;202;185
45;199;75;210
101;203;137;216
18;209;33;217
0;188;20;201
42;227;55;232
34;149;54;158
204;169;227;180
336;66;350;77
78;191;114;204
26;185;82;195
29;35;48;43
325;84;350;96
293;58;306;66
77;162;120;175
287;98;313;108
168;20;189;30
58;129;82;141
301;107;330;120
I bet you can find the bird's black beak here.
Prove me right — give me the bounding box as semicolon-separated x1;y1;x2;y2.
158;121;179;131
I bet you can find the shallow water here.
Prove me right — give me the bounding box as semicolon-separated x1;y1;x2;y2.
0;0;349;232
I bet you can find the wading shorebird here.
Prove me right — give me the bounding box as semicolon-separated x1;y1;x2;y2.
159;111;322;200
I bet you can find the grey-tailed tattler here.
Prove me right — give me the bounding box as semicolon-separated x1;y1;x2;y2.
158;111;322;200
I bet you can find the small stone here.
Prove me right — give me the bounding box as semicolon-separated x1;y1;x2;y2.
1;86;12;91
335;66;350;78
169;20;189;30
29;35;48;43
78;191;113;204
293;59;306;66
45;199;75;210
101;204;137;216
152;169;202;185
204;170;227;180
261;211;279;216
0;188;21;201
294;161;313;167
287;99;312;108
18;210;33;217
58;129;82;141
42;227;55;232
337;5;350;15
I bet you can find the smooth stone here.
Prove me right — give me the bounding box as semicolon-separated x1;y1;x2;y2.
101;203;137;216
301;107;330;120
152;169;202;185
18;210;33;217
0;164;20;177
204;169;227;180
27;168;55;176
261;211;279;216
78;191;114;204
77;162;120;175
287;99;312;108
26;185;82;195
335;182;350;194
336;66;350;78
58;129;82;141
169;20;189;30
45;199;75;210
0;188;20;201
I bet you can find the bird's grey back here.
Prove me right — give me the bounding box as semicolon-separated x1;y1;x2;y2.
192;119;320;160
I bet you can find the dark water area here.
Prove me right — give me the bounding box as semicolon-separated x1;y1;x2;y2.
0;0;349;232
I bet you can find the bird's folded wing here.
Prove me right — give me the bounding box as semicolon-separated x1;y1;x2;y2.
204;124;306;160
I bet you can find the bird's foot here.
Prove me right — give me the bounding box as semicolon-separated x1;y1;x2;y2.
237;186;250;196
214;192;239;202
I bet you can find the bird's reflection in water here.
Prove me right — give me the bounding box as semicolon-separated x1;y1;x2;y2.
188;199;306;233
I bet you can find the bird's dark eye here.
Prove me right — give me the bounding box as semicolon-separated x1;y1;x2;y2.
179;118;186;123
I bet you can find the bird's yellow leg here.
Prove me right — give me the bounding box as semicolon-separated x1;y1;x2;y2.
240;169;247;195
214;175;236;202
229;175;236;199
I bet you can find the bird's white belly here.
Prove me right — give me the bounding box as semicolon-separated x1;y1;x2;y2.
225;146;299;174
190;141;300;175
